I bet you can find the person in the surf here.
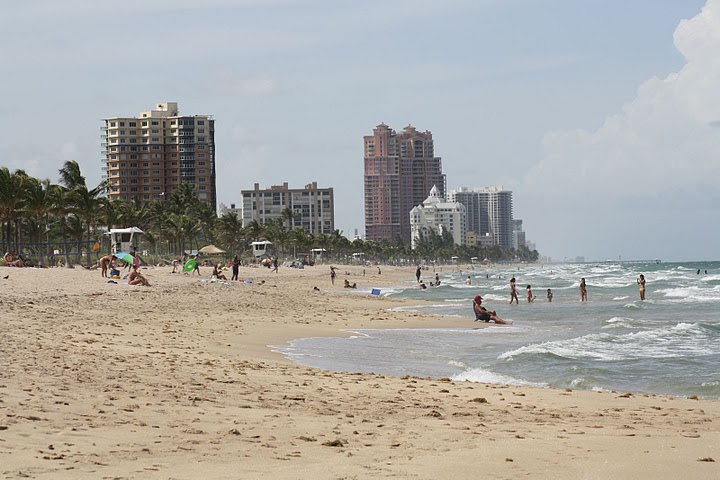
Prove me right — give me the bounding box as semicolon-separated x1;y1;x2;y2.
473;295;512;325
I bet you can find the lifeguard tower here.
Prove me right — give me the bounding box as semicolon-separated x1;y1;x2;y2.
251;240;273;259
106;227;144;254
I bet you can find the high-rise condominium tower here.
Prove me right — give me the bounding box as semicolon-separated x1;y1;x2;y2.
448;186;514;249
102;102;216;209
364;124;446;244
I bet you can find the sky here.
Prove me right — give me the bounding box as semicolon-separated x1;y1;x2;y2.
1;0;717;262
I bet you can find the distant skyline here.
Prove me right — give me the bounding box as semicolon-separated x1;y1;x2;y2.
2;0;717;261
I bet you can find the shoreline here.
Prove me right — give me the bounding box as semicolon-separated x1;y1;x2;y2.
1;265;719;479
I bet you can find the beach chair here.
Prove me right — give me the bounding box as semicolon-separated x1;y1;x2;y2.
371;288;381;298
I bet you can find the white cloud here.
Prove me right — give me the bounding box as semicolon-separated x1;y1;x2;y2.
518;0;720;260
524;0;720;199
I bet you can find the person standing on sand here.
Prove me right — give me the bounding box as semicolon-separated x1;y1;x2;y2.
231;255;240;281
416;266;421;283
273;256;279;273
509;277;519;304
377;266;381;275
580;278;587;302
637;274;646;301
330;266;336;285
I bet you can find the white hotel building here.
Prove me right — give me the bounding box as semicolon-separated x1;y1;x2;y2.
409;186;466;249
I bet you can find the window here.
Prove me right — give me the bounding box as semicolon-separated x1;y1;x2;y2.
151;121;159;126
119;122;125;127
129;130;136;135
129;122;136;127
197;120;205;125
142;162;149;167
110;122;116;127
151;129;159;134
141;121;148;127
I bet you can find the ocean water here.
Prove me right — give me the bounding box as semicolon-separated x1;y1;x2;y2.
274;262;720;398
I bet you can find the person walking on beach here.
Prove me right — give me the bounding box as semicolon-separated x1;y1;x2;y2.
509;277;519;304
473;295;512;325
580;278;587;302
637;274;646;301
273;256;279;273
416;266;421;283
330;266;337;285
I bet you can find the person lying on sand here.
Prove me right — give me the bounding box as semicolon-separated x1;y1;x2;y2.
473;295;512;325
128;265;150;286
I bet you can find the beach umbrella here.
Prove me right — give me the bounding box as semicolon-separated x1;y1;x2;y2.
199;244;225;254
114;252;138;266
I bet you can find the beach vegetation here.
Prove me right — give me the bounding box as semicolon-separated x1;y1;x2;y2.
1;162;540;267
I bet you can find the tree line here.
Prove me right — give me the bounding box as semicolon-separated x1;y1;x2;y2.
0;161;539;267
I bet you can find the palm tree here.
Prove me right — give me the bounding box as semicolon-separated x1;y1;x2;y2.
280;207;300;232
23;177;56;265
215;212;244;255
58;160;86;190
245;220;263;243
58;161;105;266
0;168;30;254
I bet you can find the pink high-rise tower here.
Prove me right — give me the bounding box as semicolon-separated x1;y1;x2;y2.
364;124;446;244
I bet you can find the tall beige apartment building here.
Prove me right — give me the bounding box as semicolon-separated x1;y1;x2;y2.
101;102;216;209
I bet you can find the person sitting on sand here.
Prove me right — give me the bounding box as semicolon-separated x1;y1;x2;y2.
128;265;150;286
212;263;227;281
99;254;115;278
473;295;512;324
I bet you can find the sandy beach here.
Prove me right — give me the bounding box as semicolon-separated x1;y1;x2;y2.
1;264;718;479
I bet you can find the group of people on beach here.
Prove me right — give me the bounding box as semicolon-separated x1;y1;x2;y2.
471;271;651;326
508;274;647;304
